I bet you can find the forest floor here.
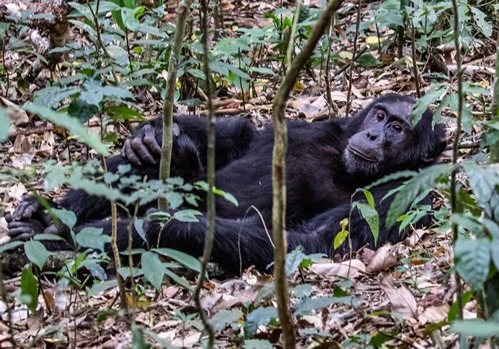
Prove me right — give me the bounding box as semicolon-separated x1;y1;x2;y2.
0;0;497;348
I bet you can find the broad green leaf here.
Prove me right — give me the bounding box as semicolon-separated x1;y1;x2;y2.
461;162;499;211
294;296;353;316
105;106;146;121
188;68;206;80
451;319;499;337
68;98;100;122
107;45;129;66
210;309;243;331
164;269;192;290
448;290;474;322
249;67;276;76
88;279;118;297
412;86;447;126
24;241;50;270
353;202;379;245
358;53;380;67
134;218;148;243
21;266;38;313
470;7;492;37
491;241;499;270
23;103;109;155
121;7;144;32
244;307;278;337
173;209;202;222
455;238;490;289
0;240;24;254
51;208;77;230
285;247;306;276
0;108;9;141
386;164;453;227
243;340;273;349
33;233;64;241
141;251;164;291
76;227;111;252
166;191;184;209
32;85;82;109
153;248;202;273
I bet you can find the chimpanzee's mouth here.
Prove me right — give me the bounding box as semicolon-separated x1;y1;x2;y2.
347;146;377;162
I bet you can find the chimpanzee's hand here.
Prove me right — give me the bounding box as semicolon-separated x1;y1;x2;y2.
6;196;57;240
122;123;181;166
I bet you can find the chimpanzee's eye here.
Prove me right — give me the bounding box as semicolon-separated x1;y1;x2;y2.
392;124;403;132
376;112;384;121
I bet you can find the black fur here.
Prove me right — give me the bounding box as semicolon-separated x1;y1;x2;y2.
7;94;447;274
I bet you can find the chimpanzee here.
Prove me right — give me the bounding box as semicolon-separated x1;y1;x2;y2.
7;94;447;274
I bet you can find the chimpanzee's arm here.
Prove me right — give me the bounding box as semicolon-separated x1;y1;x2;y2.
123;115;256;170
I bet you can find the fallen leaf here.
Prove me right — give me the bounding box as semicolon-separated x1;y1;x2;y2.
366;244;398;272
419;304;450;325
380;273;418;321
310;259;366;278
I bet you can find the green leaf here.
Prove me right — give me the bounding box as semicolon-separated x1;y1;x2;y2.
294;296;353;316
33;233;64;241
134;218;148;244
358;188;375;208
163;269;192;290
455;238;490;289
0;108;9;141
141;252;165;291
23;103;109;155
461;162;499;213
153;248;202;273
24;241;50;270
386;164;453;227
358;53;380;67
188;68;206;80
334;229;349;250
353;202;379;245
107;45;129;66
88;280;119;297
448;290;474;322
21;266;38;313
76;227;111;252
105;106;146;121
470;7;492;37
491;241;499;270
68;98;100;122
121;7;144;32
210;309;243;331
173;209;202;222
244;307;278;337
285;247;306;276
451;319;499;337
0;240;25;254
51;208;77;230
412;86;447;126
243;339;273;349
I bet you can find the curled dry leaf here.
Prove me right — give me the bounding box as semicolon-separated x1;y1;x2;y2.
380;273;418;321
419;304;450;325
405;229;428;247
310;259;366;279
0;96;29;127
366;243;399;273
